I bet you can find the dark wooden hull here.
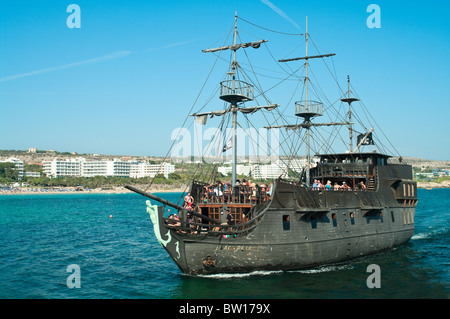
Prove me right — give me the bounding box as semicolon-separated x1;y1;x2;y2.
143;158;417;275
149;187;415;275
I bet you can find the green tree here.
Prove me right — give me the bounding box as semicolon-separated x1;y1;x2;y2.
168;172;182;180
0;162;19;182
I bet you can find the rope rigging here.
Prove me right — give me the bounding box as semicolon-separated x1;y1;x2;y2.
144;14;404;193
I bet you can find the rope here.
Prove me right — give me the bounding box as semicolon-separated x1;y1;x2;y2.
143;22;234;192
237;16;304;36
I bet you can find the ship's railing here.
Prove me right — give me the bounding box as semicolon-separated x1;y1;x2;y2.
309;183;367;191
163;203;266;237
295;100;323;118
309;163;372;191
197;184;271;205
311;163;369;179
220;80;254;101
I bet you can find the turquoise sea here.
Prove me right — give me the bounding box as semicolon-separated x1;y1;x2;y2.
0;189;448;299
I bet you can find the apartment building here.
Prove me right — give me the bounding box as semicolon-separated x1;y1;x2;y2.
43;157;174;179
217;158;308;180
129;162;175;179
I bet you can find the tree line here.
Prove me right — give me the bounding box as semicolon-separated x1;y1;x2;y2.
0;161;187;189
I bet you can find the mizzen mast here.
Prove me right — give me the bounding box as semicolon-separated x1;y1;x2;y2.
340;75;360;152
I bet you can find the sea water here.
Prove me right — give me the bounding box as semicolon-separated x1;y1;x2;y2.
0;189;448;299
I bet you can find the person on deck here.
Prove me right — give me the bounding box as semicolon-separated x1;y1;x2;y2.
184;192;194;209
340;182;350;191
312;179;319;190
226;210;234;226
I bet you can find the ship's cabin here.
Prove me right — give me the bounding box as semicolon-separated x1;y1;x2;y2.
182;180;270;229
310;152;391;191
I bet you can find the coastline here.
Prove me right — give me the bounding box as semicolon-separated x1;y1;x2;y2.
0;186;186;195
417;180;450;189
1;182;448;195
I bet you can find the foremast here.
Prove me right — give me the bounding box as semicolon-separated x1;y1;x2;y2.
193;12;278;189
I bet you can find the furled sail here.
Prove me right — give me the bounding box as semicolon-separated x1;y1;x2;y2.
202;40;268;53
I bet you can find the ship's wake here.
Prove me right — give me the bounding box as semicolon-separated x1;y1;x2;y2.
411;226;448;241
194;264;354;279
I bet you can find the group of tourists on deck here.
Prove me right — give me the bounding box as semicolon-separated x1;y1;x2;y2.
312;179;367;191
199;179;272;204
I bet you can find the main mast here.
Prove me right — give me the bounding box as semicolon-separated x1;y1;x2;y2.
304;17;312;187
231;12;239;187
273;17;346;188
279;17;331;187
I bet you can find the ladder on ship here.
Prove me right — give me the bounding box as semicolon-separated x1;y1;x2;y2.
368;176;375;190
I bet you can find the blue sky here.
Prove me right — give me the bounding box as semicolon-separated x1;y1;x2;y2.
0;0;449;160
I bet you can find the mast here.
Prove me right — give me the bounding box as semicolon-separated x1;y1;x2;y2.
305;16;309;113
283;16;326;187
347;76;352;150
270;16;342;188
231;11;238;188
304;17;311;188
341;75;359;152
193;13;278;188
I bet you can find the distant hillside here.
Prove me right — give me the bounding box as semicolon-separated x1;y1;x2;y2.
0;149;165;164
1;149;449;170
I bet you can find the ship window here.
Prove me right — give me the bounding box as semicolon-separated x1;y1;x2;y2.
311;215;317;229
282;215;290;231
350;212;355;225
391;211;395;223
332;213;337;227
377;157;386;166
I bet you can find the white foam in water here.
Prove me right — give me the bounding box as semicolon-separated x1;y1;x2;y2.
292;264;354;274
412;232;430;240
193;264;353;278
197;270;283;279
412;226;448;240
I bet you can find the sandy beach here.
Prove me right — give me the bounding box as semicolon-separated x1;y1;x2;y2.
417;180;450;189
1;182;448;195
0;186;187;195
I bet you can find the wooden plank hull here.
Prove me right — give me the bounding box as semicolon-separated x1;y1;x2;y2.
150;200;415;275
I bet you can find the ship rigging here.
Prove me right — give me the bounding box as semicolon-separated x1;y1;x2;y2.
125;14;417;275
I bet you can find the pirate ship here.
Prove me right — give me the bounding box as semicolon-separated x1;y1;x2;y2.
125;14;417;275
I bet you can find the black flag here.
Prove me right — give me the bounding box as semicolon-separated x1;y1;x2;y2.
357;132;374;145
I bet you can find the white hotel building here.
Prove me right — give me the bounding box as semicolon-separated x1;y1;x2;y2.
129;162;175;179
82;159;131;178
217;158;308;180
43;158;83;178
43;158;175;179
